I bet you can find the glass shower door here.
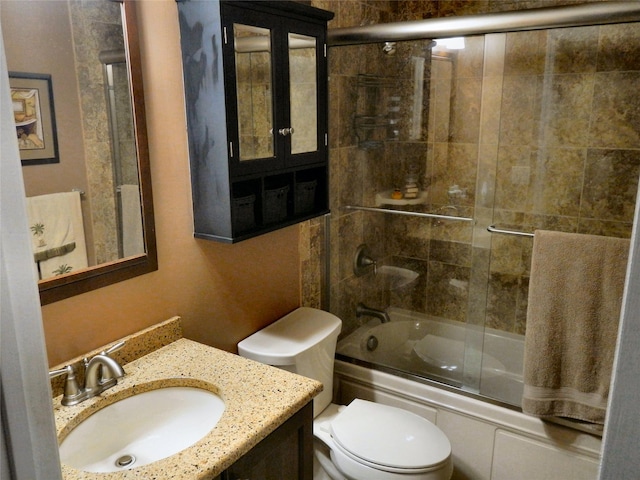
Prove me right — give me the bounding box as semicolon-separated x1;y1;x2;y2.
330;21;640;408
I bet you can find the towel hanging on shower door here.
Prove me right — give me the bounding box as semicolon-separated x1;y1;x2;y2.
522;230;629;425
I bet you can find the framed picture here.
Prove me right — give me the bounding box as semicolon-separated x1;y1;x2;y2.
9;72;59;165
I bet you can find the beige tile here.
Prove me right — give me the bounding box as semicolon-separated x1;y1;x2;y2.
486;272;518;332
483;33;506;78
455;36;485;79
499;74;538;146
426;261;470;322
527;147;585;217
504;30;547;76
581;148;640;223
597;23;640;72
494;145;531;211
540;73;594;148
548;26;599;74
337;146;364;207
479;76;504;145
450;76;482;144
590;72;640;149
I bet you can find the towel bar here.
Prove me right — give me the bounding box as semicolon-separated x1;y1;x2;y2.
346;205;474;222
487;225;534;238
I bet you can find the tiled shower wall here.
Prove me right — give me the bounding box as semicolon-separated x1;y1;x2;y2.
483;24;640;333
301;1;640;340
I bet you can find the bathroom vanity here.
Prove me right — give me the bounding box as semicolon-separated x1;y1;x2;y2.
51;318;321;479
178;1;333;243
222;402;313;480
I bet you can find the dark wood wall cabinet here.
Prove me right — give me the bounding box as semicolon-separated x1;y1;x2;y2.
178;0;333;243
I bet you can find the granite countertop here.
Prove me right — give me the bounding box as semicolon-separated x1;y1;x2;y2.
53;337;323;479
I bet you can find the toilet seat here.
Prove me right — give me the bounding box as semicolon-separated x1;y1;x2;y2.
329;399;451;473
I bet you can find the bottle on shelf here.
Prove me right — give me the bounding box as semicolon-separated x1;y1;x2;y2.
404;171;419;199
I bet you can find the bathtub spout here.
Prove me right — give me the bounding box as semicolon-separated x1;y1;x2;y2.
356;303;391;323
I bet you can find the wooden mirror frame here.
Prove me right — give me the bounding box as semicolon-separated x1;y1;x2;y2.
39;0;157;305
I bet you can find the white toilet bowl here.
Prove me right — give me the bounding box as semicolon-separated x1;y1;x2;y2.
238;307;453;480
314;400;452;480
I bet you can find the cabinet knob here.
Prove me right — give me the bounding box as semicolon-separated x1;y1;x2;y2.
278;127;294;136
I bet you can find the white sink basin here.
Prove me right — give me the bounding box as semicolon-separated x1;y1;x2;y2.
59;386;225;473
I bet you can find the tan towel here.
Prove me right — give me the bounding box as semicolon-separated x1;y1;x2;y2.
522;230;629;424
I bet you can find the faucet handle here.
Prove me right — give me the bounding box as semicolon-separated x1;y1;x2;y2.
50;365;84;406
49;366;70;379
102;340;125;357
354;244;377;277
99;341;126;383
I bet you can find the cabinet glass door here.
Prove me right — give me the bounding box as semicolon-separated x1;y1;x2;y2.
289;33;317;155
234;24;274;161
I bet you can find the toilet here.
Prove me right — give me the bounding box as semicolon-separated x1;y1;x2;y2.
238;307;453;480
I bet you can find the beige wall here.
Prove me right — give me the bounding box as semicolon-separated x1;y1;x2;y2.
2;1;97;264
2;1;87;197
41;0;301;367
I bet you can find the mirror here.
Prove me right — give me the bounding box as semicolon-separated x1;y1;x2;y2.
289;33;317;155
233;26;319;162
234;23;274;161
1;0;157;305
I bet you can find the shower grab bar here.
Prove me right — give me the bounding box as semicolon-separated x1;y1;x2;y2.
345;205;473;222
487;225;534;238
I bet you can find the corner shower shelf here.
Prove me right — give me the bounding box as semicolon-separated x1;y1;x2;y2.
345;205;473;222
375;190;428;206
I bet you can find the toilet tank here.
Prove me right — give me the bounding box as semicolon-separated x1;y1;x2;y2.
238;307;342;417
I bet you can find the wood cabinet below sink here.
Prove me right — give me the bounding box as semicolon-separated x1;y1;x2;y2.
220;401;313;480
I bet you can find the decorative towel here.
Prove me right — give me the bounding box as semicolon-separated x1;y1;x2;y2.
522;230;629;424
26;191;88;279
119;184;144;257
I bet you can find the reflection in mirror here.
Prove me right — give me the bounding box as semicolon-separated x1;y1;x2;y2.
101;51;144;259
289;33;317;155
234;24;274;161
0;0;157;304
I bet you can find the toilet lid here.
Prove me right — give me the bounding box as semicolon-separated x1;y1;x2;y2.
330;399;451;471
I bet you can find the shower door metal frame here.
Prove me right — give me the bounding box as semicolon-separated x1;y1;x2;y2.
324;0;640;421
328;2;640;46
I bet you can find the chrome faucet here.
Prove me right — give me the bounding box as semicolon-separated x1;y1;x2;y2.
84;354;125;394
356;303;390;323
49;341;125;406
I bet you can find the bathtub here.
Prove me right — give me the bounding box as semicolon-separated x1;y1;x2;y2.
336;307;525;406
332;359;602;480
334;307;602;479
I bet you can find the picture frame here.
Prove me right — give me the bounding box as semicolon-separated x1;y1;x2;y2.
9;72;59;165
